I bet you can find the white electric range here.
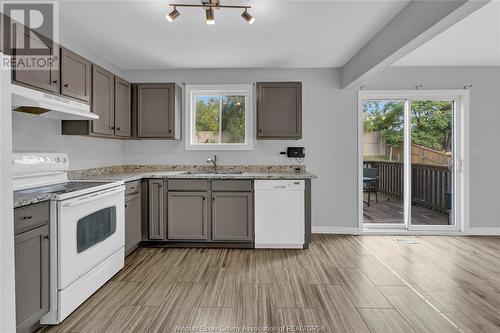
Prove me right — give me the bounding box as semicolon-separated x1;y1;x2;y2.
13;153;125;324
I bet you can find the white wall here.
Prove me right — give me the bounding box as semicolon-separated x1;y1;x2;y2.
365;66;500;230
12;66;500;231
124;68;358;229
12;112;123;170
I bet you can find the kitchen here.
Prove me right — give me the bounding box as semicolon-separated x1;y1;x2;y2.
2;1;500;333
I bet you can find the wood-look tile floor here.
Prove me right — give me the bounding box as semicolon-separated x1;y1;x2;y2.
40;235;499;333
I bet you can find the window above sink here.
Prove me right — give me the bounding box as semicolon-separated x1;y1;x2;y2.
185;84;253;151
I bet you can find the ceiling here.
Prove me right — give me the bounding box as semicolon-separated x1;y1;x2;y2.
393;0;500;67
59;0;410;70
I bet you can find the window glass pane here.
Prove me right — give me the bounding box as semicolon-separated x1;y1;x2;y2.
362;100;405;225
77;207;116;253
410;100;454;226
195;96;220;144
221;95;245;144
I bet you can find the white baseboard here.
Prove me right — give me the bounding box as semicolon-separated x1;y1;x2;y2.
312;226;360;235
463;227;500;235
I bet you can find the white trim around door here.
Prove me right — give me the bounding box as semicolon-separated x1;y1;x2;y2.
358;90;470;235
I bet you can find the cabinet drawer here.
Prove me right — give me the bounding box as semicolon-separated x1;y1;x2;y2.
168;179;209;191
14;202;49;235
212;180;252;192
125;181;140;196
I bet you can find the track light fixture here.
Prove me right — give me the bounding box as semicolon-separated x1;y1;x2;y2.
241;9;254;24
205;7;215;25
166;7;180;22
166;0;255;25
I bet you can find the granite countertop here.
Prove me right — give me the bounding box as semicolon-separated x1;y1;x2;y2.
70;170;317;182
14;165;316;208
14;190;54;209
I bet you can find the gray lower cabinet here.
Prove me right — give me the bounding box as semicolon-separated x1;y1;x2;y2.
14;202;50;333
256;82;302;139
212;192;253;241
148;179;166;240
125;181;141;255
167;192;208;240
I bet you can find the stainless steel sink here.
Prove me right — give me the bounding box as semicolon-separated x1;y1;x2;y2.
181;171;243;175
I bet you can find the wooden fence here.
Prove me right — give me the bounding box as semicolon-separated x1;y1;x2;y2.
363;161;452;213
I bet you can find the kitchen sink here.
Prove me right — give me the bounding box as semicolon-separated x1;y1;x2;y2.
181;171;243;175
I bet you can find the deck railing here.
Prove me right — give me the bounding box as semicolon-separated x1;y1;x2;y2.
363;161;452;213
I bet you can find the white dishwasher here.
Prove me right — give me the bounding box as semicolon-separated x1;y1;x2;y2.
254;180;305;248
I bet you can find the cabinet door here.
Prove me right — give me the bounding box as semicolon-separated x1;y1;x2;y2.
168;192;208;240
61;47;91;102
114;77;131;137
212;192;253;241
256;82;302;139
12;23;59;93
125;193;141;255
91;65;115;136
148;179;166;240
15;225;49;332
137;83;175;138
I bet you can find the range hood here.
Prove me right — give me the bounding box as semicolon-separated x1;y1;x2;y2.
11;83;98;120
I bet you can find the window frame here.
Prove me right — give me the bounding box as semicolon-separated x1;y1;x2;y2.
185;84;254;151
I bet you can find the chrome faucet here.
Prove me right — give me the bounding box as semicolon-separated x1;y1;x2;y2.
207;155;218;173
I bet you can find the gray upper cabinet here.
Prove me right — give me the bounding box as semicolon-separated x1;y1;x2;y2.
148;179;166;240
114;77;131;138
12;23;60;94
14;202;49;333
212;192;253;241
168;192;208;240
91;65;115;136
256;82;302;139
60;48;91;102
135;83;182;139
62;69;132;139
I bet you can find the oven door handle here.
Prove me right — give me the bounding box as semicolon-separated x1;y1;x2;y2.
61;186;125;209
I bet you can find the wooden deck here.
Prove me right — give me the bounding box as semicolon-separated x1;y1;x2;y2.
363;194;449;225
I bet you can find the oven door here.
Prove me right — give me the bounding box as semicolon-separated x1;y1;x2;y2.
57;186;125;290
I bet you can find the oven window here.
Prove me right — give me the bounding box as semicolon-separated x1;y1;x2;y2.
77;207;116;253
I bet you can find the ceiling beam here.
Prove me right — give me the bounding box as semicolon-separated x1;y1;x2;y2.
340;0;490;89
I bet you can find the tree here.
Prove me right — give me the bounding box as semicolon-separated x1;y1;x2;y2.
363;100;452;160
195;96;246;144
195;97;219;143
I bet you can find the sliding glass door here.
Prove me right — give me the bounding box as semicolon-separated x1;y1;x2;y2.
360;91;466;232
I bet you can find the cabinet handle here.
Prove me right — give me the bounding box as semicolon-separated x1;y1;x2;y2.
63;83;69;87
52;79;58;84
111;126;115;130
43;235;49;239
125;204;128;208
23;216;33;220
168;129;172;133
259;129;262;133
117;127;121;131
212;197;215;201
202;196;206;201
